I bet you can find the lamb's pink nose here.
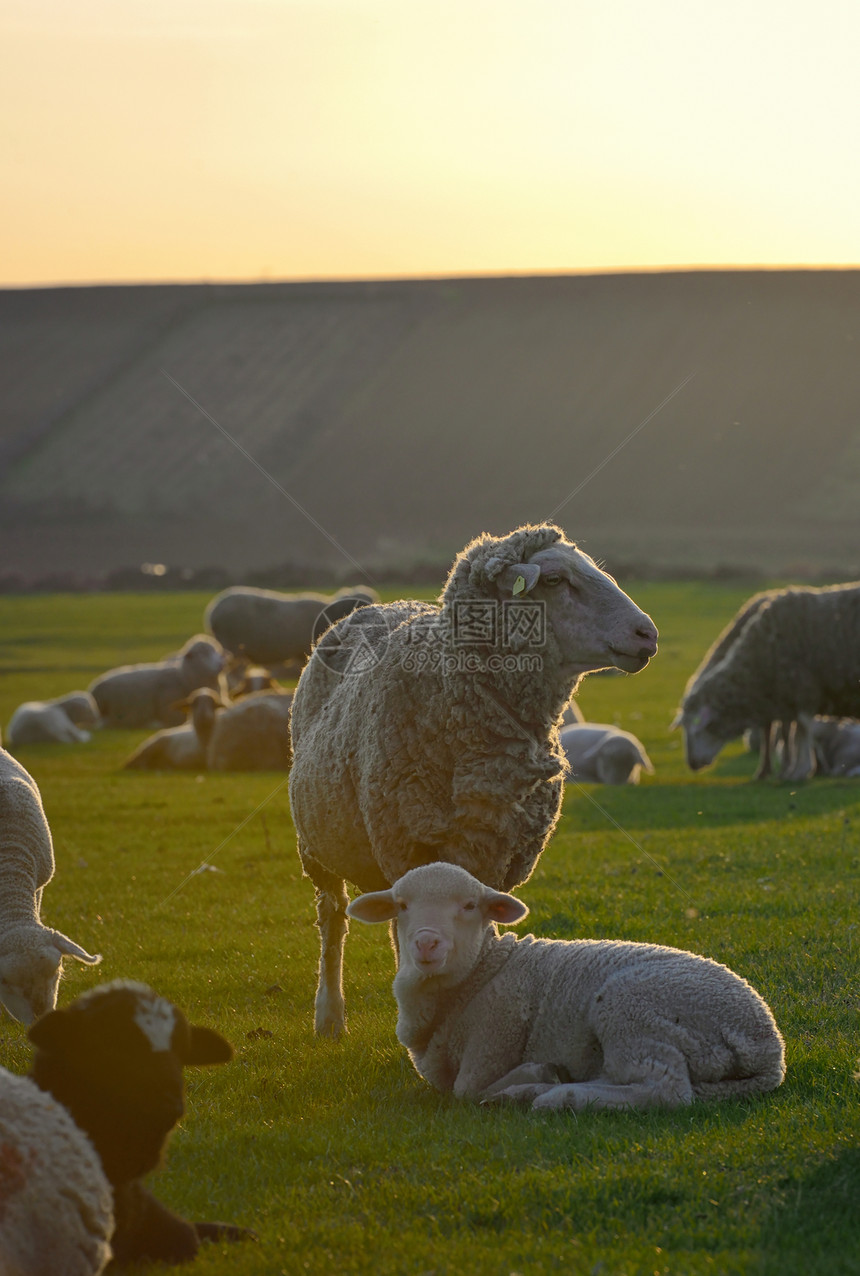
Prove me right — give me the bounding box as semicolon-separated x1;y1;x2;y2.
414;931;442;962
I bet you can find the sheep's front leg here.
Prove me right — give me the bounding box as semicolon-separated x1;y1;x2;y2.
481;1062;565;1103
314;881;350;1038
532;1037;694;1111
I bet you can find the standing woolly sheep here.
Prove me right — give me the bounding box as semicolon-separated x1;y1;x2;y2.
674;582;860;782
23;980;255;1266
0;1066;114;1275
348;863;786;1110
121;689;222;771
206;690;293;771
88;634;224;729
0;748;101;1025
6;691;101;747
204;585;377;668
289;522;658;1037
560;723;654;785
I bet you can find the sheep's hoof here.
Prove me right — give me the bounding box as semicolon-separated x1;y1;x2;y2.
482;1082;557;1107
314;1015;346;1039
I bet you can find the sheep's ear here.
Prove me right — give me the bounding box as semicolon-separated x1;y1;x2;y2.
346;890;398;924
28;1006;70;1049
185;1025;234;1066
49;930;102;965
669;709;683;730
484;891;529;926
496;563;541;597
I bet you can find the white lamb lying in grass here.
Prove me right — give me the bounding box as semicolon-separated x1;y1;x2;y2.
560;723;654;785
7;691;101;746
347;863;785;1110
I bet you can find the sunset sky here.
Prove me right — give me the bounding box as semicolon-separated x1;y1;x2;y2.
2;0;858;286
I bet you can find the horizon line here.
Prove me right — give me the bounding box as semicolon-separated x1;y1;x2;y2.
2;261;859;292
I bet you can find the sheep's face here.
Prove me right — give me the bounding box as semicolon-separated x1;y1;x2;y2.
0;945;62;1025
678;702;739;770
28;980;233;1185
497;545;658;677
348;863;529;986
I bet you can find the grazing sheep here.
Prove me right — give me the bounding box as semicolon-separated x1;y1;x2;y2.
206;690;293;771
25;980;255;1266
122;689;222;771
289;522;658;1037
347;862;786;1110
89;634;224;729
560;723;654;785
674;582;860;782
204;585;376;668
0;747;101;1025
0;1065;113;1276
6;691;101;747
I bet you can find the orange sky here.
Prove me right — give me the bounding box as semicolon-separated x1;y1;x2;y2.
2;0;858;286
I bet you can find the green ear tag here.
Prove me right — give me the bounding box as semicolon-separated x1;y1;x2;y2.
512;575;526;596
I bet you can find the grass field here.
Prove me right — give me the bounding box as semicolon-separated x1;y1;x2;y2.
1;584;858;1276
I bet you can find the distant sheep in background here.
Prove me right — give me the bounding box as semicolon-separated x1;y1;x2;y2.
206;690;293;771
89;634;224;729
560;723;654;785
23;980;255;1266
347;862;785;1110
811;717;860;777
204;584;378;668
0;747;101;1024
224;658;282;698
7;691;101;746
674;582;860;781
122;688;222;771
289;522;657;1037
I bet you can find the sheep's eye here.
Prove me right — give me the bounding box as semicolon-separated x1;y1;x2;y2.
397;900;408;911
542;574;562;587
463;901;476;911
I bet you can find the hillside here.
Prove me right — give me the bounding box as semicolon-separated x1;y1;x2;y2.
1;270;858;583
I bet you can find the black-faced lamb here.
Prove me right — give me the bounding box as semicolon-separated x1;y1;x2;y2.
0;1065;113;1275
0;747;101;1025
289;523;658;1037
674;582;860;782
22;980;255;1266
6;691;101;746
204;585;377;668
560;722;654;785
121;688;221;771
88;634;224;729
347;862;786;1110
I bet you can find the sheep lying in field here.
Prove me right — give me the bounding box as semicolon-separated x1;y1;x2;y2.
206;690;293;771
89;634;224;729
348;863;786;1110
6;691;101;746
204;585;378;668
560;723;654;785
811;717;860;777
17;980;255;1267
121;688;221;771
0;747;101;1025
674;582;860;782
0;1065;113;1275
289;522;658;1037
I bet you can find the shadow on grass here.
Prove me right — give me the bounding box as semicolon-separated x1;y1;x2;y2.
755;1146;860;1276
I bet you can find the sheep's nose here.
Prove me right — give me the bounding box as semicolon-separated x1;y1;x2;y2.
635;619;658;657
414;932;441;962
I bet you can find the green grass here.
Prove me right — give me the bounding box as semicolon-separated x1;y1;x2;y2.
1;585;858;1276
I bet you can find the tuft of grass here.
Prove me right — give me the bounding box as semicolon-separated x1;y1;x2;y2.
1;584;858;1275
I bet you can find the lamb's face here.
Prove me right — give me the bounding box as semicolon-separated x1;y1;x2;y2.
28;980;234;1185
519;545;658;677
0;946;62;1025
348;863;529;986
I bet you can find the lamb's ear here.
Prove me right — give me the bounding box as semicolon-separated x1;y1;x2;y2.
484;890;529;926
495;563;541;597
49;930;102;965
669;709;683;730
28;1006;70;1049
346;890;398;924
185;1024;234;1066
